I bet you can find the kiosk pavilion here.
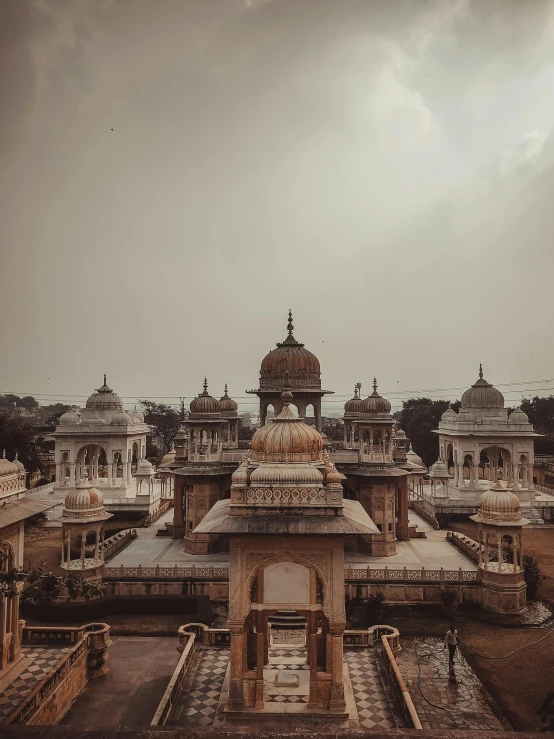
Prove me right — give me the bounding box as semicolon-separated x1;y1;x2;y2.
194;387;378;716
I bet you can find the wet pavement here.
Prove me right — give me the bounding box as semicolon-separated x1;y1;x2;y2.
398;637;507;731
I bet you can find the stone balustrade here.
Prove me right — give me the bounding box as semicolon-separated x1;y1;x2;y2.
8;623;111;725
151;628;197;726
103;529;136;559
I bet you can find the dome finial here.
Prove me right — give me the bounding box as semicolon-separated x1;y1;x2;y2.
354;385;359;398
373;377;378;393
479;363;483;379
1;450;5;459
104;373;107;386
287;309;294;335
203;376;208;393
281;370;293;406
224;382;228;395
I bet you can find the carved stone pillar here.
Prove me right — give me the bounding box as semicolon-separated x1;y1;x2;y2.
228;625;244;711
328;628;345;712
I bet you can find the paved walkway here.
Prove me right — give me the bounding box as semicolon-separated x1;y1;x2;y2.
108;510;476;572
398;637;505;731
61;636;180;726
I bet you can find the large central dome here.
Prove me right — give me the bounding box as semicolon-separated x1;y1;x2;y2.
259;311;321;390
461;364;504;410
85;375;123;411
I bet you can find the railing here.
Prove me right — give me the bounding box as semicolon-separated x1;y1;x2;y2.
104;564;230;580
22;624;88;646
343;624;400;650
105;564;479;584
329;450;360;464
345;566;480;583
535;483;554;496
27;481;54;496
177;623;230;647
103;528;136;559
8;623;111;726
143;500;172;527
380;629;422;729
221;451;247;463
410;498;439;529
151;628;196;726
447;531;481;564
535;455;554;465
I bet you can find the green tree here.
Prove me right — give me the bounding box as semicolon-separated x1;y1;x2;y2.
0;415;45;473
398;398;460;467
520;396;554;455
139;401;181;454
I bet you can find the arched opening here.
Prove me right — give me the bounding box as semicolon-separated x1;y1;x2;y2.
305;403;316;428
264;404;275;426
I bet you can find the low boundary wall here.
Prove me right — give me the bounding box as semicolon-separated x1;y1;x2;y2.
6;623;111;726
150;623;422;729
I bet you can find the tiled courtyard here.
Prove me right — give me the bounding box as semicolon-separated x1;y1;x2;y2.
0;645;72;721
166;639;404;728
399;637;506;731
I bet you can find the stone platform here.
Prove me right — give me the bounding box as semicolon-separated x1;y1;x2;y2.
107;511;477;573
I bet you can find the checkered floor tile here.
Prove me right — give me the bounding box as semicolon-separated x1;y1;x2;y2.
0;646;73;721
167;645;229;727
266;694;308;703
344;649;399;730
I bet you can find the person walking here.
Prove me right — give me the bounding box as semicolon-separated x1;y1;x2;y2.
444;624;458;668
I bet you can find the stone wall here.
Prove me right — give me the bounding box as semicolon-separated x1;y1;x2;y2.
25;646;88;726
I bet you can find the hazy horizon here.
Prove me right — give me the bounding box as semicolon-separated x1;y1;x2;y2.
2;0;554;414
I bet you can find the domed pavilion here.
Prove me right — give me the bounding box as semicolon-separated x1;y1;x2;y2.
193;388;378;716
434;364;542;520
247;311;333;430
339;378;412;553
169;379;239;552
52;375;149;496
58;479;113;580
470;481;530;613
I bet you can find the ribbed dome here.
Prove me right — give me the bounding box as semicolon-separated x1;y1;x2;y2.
112;411;132;425
160;445;176;467
326;466;343;485
509;407;529;424
251;399;323;463
344;387;362;415
59;408;82;425
130;410;145;423
406;444;424;467
477;482;522;522
136;458;155;475
250;464;323;485
259;311;321;390
64;480;104;515
219;384;238;414
231;462;249;485
0;451;18;476
361;378;391;416
13;453;24;472
441;404;457;422
461;365;504;409
429;460;450;478
86;375;123;412
190;378;220;415
395;428;406;438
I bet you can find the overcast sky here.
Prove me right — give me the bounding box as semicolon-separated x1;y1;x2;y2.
1;0;554;414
